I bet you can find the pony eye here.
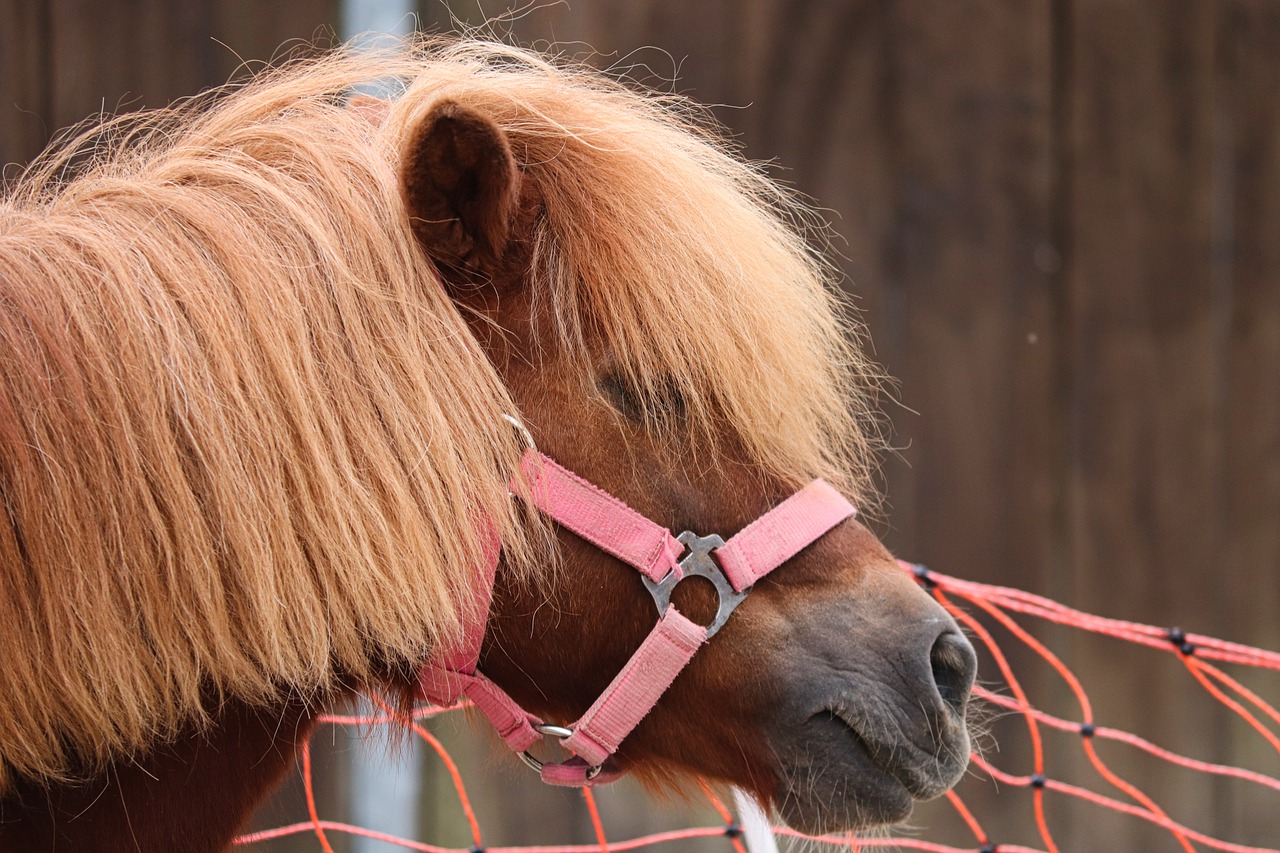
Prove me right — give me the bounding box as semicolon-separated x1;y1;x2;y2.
599;374;686;421
599;374;643;416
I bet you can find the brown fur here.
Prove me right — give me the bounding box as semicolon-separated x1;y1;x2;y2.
0;694;320;851
0;36;881;796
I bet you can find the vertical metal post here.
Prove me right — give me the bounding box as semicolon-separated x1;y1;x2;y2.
343;698;424;852
341;0;415;47
338;13;421;848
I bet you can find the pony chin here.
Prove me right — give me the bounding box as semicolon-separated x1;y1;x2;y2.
770;712;972;834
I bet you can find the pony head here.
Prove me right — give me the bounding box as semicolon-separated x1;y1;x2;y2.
389;42;976;831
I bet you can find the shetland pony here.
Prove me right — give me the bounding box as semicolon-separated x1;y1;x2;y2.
0;39;975;851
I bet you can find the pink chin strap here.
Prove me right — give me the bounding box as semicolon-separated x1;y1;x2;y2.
417;448;856;787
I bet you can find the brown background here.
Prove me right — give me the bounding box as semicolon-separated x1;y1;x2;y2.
2;1;1278;850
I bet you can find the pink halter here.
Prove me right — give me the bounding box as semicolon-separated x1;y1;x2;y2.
417;448;856;787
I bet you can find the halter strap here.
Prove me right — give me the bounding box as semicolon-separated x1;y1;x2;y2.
523;453;685;583
561;606;706;766
417;448;856;786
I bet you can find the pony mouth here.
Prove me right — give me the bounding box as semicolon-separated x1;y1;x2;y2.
822;708;965;799
772;706;969;834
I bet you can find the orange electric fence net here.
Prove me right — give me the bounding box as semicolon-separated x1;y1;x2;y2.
235;563;1280;852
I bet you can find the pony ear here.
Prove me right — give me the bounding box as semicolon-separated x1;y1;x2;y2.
400;100;521;275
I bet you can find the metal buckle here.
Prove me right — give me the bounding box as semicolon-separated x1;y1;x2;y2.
518;724;602;779
641;531;749;638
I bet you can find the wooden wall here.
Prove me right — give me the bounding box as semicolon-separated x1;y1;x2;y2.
2;1;1278;849
0;0;338;175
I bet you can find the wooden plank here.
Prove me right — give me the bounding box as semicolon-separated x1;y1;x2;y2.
211;0;339;81
1219;3;1280;673
47;0;217;132
43;0;336;145
2;0;336;174
1218;0;1280;845
0;0;51;177
1064;0;1234;847
849;1;1060;589
836;3;1060;846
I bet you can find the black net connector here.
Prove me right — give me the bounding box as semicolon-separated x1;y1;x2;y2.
910;563;938;589
723;823;743;839
1029;773;1047;789
1079;721;1096;738
1167;627;1196;656
470;846;485;853
979;843;998;853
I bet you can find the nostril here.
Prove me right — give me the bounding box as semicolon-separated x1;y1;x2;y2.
929;630;977;714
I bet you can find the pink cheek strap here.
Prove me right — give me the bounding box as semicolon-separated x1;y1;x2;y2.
523;453;686;584
417;449;856;787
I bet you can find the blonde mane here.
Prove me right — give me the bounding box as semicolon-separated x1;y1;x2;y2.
0;37;879;790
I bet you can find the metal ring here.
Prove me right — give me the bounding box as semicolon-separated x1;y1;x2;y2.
535;723;573;739
518;749;546;773
518;725;602;779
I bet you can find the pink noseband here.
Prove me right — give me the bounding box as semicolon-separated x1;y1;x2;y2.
417;449;856;786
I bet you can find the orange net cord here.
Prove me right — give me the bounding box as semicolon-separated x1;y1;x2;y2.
370;692;485;849
582;786;611;852
232;564;1280;853
950;586;1195;853
301;738;337;853
945;789;989;847
934;588;1059;853
696;780;748;853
